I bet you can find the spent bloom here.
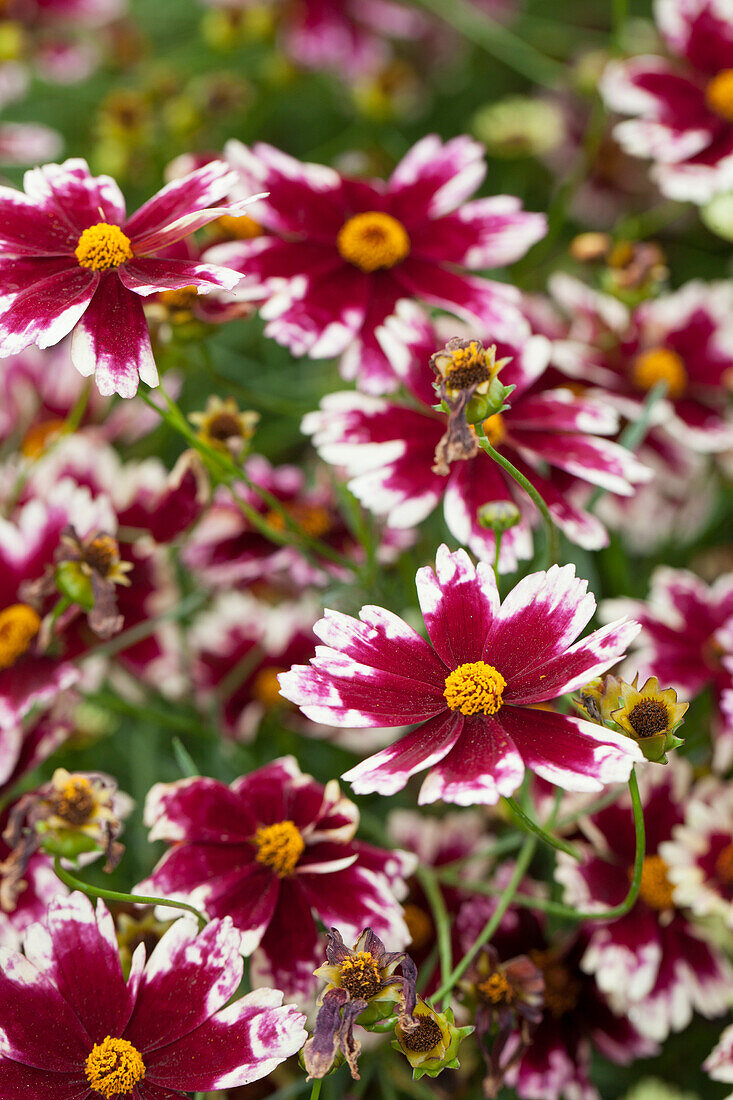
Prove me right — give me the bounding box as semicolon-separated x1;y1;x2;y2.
0;891;307;1098
136;756;415;998
0;158;255;398
209;134;546;392
280;545;643;806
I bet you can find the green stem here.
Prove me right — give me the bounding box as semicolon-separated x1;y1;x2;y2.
475;423;559;567
503;797;582;861
53;857;208;929
416;866;453;989
493;529;502;578
309;1080;323;1100
411;0;565;88
432;833;536;1008
587;381;668;511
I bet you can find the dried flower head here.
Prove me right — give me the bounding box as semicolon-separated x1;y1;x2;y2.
393;999;473;1080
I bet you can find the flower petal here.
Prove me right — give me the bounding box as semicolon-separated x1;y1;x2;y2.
250;880;322;1000
387;134;487;221
342;709;464;796
143;777;256;843
124;161;235;241
418;714;525;806
0;263;96;356
118;257;241;296
70;272;158;398
416;544;499;668
22;157;126;233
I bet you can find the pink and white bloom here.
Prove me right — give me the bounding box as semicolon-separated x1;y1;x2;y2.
601;0;733;203
0;158;254;397
137;756;416;999
556;760;733;1043
0;891;307;1098
550;275;733;453
280;545;643;806
209;135;546;393
661;775;733;928
705;1024;733;1099
303;305;651;570
602;566;733;771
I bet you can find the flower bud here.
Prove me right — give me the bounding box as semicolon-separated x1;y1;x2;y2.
464;378;514;425
477;500;521;533
55;560;94;611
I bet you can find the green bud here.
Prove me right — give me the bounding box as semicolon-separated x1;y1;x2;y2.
55;562;94;611
392;1001;473;1080
477;500;521;533
37;828;100;860
635;730;685;765
701;193;733;242
464;380;514;425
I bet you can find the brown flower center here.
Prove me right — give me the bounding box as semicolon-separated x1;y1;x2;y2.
75;223;133;271
477;971;515;1006
444;661;506;716
206;411;245;441
400;1015;443;1053
637;854;675;911
627;698;670;738
52;775;96;826
443;340;493;391
530;951;581;1018
85;1036;145;1098
631;347;687;399
339;951;382;1000
706;69;733;122
714;842;733;887
337;211;410;272
0;603;41;671
253;820;304;877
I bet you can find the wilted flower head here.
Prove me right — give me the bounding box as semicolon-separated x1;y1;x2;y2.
393;998;473;1080
303;926;418;1080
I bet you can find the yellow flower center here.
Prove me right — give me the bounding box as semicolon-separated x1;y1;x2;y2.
404;903;434;953
631;347;687;399
254;820;304;877
75;223;133;271
251;666;286;707
265;502;333;539
443;340;493;391
217;213;263;239
83;535;121;578
637;854;675;911
339;951;382;1000
706;69;733;122
481;411;506;447
21;418;66;459
158;285;197;312
52;775;96;826
337;211;410;272
0;603;41;672
477;971;514;1005
85;1036;145;1099
714;842;733;887
444;661;506;716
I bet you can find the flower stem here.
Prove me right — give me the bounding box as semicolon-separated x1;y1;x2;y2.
53;857;208;929
310;1080;323;1100
503;796;582;861
432;833;536;1009
474;423;559;567
587;381;668;511
416;865;453;989
493;529;502;577
410;0;565;88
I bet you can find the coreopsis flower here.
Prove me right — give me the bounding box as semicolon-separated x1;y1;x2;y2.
189;395;259;456
705;1024;733;1098
661;775;733;928
209;135;546;392
601;565;733;771
189;590;321;740
609;675;688;762
555;759;732;1042
281;545;642;806
0;158;253;397
549;274;733;453
393;998;472;1080
461;945;544;1098
304;926;418;1080
457;895;656;1100
136;757;416;998
303;306;651;571
182;454;355;589
0;891;307;1097
601;0;733;203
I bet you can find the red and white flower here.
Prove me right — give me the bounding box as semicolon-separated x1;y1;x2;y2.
0;158;253;398
136;756;416;999
208;135;546;393
661;774;733;929
280;544;643;806
601;0;733;203
556;760;732;1042
705;1024;733;1098
0;891;307;1098
602;565;733;771
550;274;733;453
303;304;651;570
